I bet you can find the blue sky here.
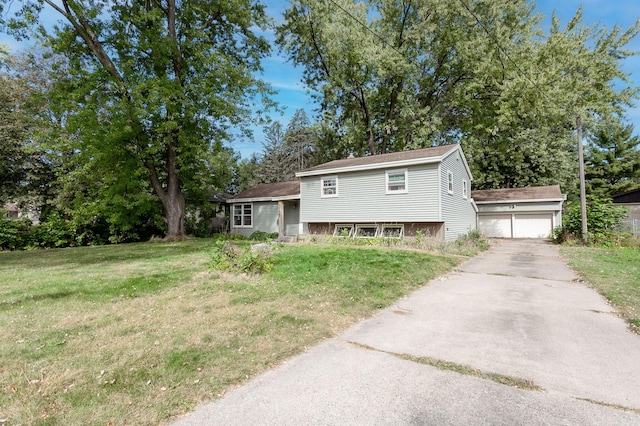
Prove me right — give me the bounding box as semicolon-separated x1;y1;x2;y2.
1;1;639;159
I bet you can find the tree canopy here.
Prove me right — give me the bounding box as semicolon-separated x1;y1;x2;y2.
0;0;274;238
277;0;640;192
0;49;56;208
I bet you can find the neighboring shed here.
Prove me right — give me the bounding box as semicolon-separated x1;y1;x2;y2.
228;181;300;238
472;185;564;238
612;187;640;236
295;144;477;241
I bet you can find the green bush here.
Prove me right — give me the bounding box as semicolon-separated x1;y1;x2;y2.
0;212;32;250
248;231;279;241
559;196;628;246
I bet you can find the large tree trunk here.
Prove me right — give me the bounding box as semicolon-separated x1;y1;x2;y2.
146;135;186;239
164;185;185;239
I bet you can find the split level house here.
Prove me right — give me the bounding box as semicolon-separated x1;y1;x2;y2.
230;144;476;241
228;144;564;241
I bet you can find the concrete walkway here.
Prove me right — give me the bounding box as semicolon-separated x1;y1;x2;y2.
173;240;640;425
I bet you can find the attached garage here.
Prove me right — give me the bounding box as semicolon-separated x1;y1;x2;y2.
478;214;512;238
473;186;564;239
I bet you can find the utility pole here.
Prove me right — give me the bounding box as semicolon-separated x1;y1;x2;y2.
577;116;588;244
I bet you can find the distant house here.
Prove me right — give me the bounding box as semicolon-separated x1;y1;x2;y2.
1;202;40;223
295;144;476;241
228;180;300;238
472;185;564;238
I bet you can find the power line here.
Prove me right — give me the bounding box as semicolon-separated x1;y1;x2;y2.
323;0;418;69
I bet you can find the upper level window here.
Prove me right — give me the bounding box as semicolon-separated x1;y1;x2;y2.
462;180;468;199
447;171;454;195
232;203;252;227
386;169;408;194
321;176;338;197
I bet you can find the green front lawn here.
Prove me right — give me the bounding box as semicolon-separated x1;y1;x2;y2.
1;240;462;425
561;246;640;330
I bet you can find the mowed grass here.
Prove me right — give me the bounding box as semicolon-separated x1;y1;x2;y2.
0;240;461;425
561;246;640;330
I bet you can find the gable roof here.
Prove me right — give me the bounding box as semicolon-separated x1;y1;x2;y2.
229;180;300;203
296;145;468;177
472;185;563;203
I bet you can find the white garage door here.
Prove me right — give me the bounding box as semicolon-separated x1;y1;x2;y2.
478;213;553;238
513;213;553;238
478;214;512;238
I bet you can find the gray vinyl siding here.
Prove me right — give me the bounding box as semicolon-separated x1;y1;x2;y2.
440;150;476;241
300;164;440;223
284;201;300;236
230;201;279;237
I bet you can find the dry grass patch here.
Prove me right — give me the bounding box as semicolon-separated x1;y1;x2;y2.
1;240;462;425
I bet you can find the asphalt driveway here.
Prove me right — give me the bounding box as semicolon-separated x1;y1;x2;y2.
173;239;640;425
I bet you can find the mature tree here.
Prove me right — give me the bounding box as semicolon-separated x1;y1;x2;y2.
232;155;261;193
258;120;290;182
283;108;317;172
254;110;318;183
0;49;56;207
0;0;273;238
585;117;640;197
277;0;639;192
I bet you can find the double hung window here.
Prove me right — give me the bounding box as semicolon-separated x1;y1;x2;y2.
321;176;338;197
386;169;408;194
233;204;252;227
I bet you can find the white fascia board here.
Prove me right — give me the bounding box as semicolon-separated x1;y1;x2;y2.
474;198;564;205
295;156;444;177
229;197;273;203
272;195;301;201
230;195;300;203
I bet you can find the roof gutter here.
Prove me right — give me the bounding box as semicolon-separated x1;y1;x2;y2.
474;198;564;204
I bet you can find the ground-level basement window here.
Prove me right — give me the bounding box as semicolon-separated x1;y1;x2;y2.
355;224;378;238
333;224;354;237
381;224;404;238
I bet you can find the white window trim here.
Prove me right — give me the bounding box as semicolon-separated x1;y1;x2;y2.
355;224;379;238
381;224;404;238
462;180;468;199
386;169;408;194
333;224;354;237
447;170;454;195
321;175;339;198
232;203;253;228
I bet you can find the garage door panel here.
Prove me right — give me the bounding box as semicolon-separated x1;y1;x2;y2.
478;214;512;238
513;214;552;238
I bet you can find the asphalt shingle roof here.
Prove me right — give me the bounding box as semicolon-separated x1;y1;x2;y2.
300;145;458;173
472;185;562;202
230;180;300;200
